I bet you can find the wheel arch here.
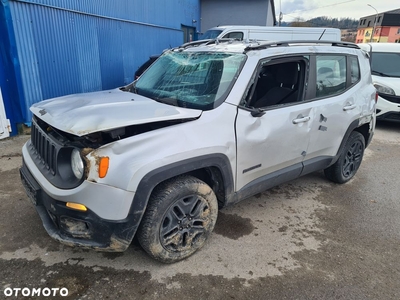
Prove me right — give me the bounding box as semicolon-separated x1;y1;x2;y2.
353;122;371;147
128;154;234;223
332;119;370;165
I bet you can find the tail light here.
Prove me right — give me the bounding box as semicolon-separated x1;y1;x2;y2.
375;92;378;103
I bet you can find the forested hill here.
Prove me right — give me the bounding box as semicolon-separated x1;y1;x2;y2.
281;17;359;29
307;17;358;29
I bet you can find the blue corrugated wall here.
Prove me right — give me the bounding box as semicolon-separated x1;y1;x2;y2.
0;0;26;134
1;0;200;132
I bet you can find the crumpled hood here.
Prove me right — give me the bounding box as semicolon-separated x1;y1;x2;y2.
30;88;202;136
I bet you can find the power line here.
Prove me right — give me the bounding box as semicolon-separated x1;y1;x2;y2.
284;0;356;15
280;0;358;25
280;13;358;28
283;13;354;21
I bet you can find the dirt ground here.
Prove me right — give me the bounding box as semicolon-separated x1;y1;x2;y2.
1;122;399;299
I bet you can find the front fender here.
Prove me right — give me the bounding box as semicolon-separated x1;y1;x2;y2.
127;153;234;225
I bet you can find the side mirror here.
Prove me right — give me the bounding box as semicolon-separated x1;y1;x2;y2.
250;108;265;117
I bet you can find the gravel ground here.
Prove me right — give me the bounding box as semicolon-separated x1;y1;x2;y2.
0;121;399;299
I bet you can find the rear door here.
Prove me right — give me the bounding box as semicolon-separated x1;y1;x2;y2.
303;54;363;165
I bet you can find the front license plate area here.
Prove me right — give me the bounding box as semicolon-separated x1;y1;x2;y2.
20;168;40;206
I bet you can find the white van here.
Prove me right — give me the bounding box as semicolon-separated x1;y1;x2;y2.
200;25;341;42
358;43;400;122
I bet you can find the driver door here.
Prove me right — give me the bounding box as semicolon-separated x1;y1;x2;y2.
235;57;312;192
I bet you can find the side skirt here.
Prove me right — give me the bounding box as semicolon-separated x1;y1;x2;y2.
226;156;334;206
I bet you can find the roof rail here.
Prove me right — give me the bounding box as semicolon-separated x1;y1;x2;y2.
175;38;241;51
178;39;214;49
244;40;360;52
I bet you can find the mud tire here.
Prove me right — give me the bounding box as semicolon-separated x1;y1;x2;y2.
324;131;365;184
137;176;218;263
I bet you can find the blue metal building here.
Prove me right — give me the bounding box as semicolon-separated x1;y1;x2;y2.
1;0;276;136
0;0;200;135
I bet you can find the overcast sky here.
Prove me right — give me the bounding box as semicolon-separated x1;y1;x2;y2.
279;0;398;22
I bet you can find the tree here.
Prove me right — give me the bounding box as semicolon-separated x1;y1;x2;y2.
290;17;313;27
286;16;358;29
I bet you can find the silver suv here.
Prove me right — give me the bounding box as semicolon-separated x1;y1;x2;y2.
20;40;376;263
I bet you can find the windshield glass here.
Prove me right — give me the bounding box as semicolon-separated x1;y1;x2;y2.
371;52;400;78
200;29;223;40
134;51;246;110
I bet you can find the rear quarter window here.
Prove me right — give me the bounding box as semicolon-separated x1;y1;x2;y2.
349;56;360;84
316;55;346;97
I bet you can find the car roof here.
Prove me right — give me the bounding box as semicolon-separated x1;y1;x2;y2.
173;40;360;55
181;41;248;53
358;43;400;53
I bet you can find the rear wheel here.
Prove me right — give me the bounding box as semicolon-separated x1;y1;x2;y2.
324;131;365;184
137;176;218;263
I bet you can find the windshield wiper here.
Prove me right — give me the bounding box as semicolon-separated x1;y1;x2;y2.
153;97;180;106
371;70;390;77
120;82;136;93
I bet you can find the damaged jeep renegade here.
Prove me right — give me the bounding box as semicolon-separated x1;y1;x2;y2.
20;40;377;263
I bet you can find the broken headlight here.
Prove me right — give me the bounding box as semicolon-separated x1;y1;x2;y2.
71;149;84;180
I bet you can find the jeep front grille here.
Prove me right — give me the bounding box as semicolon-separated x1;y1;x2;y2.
31;121;57;175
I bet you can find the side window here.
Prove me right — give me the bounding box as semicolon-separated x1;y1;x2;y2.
245;58;308;108
349;56;360;84
316;55;346;98
222;32;244;40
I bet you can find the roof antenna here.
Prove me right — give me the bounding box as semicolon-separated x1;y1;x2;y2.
318;29;327;40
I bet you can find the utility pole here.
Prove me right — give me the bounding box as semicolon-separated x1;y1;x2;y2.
278;0;283;26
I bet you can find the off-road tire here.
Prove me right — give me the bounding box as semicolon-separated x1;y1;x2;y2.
137;176;218;263
324;131;365;184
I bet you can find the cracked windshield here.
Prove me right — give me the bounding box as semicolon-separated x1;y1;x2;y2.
134;51;246;110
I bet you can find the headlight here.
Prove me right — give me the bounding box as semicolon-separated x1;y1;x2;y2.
71;149;84;179
373;83;395;96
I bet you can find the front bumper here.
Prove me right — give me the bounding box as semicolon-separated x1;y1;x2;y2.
376;111;400;122
376;94;400;122
20;153;139;252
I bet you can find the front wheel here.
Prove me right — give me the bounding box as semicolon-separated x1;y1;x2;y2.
324;131;365;184
137;176;218;263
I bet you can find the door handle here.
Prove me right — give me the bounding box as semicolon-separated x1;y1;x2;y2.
292;116;310;124
343;104;356;111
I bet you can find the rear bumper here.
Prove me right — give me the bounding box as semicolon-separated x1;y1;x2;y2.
20;160;138;252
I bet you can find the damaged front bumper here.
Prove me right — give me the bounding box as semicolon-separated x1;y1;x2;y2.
20;150;139;252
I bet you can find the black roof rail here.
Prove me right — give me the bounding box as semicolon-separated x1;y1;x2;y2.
244;40;360;52
174;38;242;51
178;39;214;49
